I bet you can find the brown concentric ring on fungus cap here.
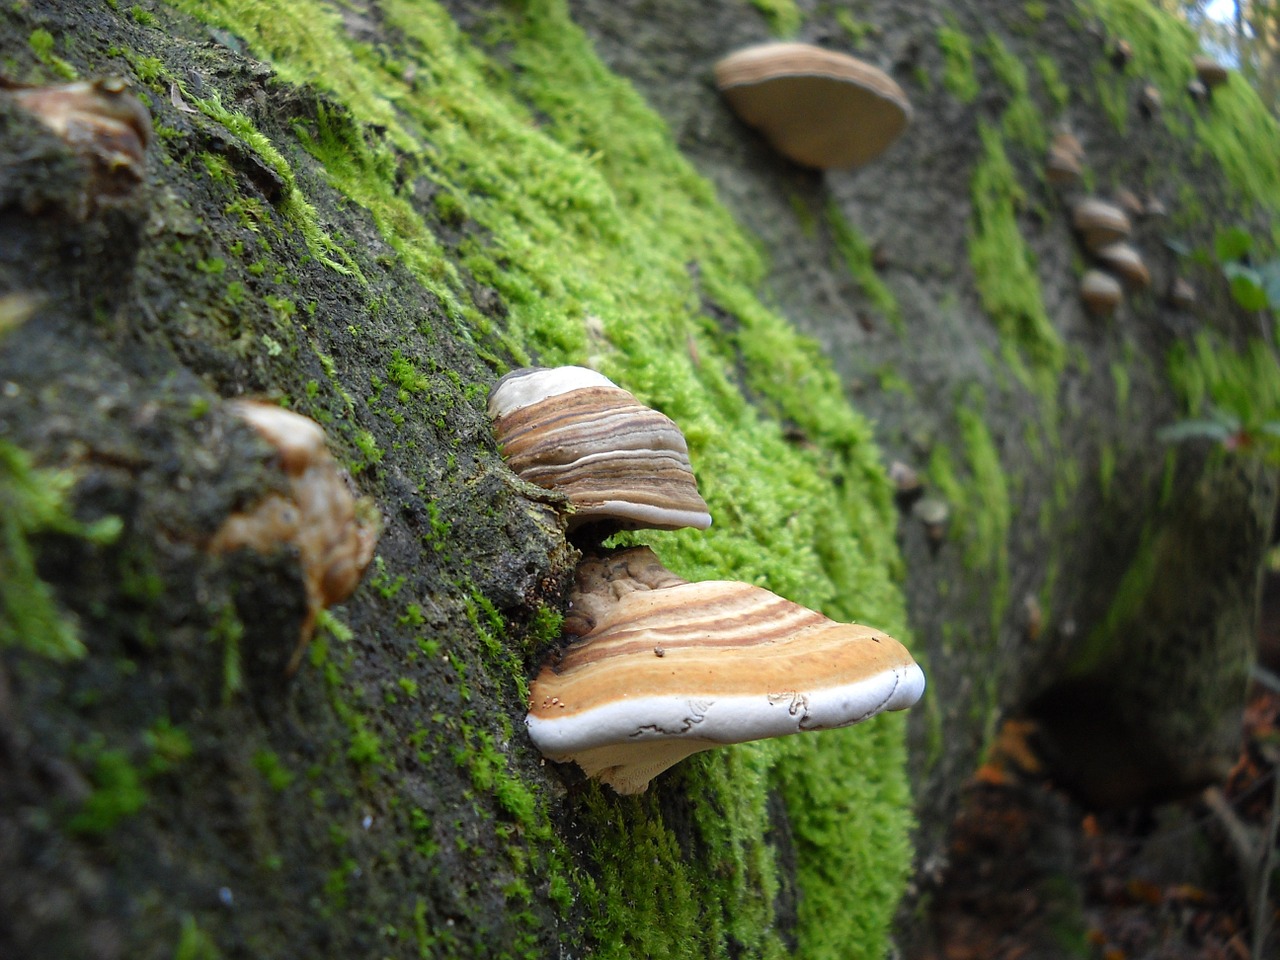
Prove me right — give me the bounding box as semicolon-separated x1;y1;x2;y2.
488;366;711;532
713;42;912;169
1072;198;1131;251
526;547;925;794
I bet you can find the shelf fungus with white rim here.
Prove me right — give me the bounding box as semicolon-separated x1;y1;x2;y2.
210;400;380;674
713;42;912;169
488;365;712;533
526;547;925;794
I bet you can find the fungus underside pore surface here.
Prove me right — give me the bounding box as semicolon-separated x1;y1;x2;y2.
86;0;913;957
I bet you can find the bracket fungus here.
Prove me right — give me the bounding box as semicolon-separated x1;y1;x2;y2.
1071;198;1131;252
1046;131;1085;187
1167;277;1197;310
1094;242;1151;289
1193;55;1229;89
1138;83;1163;119
210;401;379;673
1080;269;1123;317
713;42;912;169
6;78;152;202
488;366;711;533
525;548;924;794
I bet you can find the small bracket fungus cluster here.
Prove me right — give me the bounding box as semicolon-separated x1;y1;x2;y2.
713;42;912;170
489;366;925;793
5;78;152;207
210;401;380;673
1069;197;1154;318
1055;34;1226;319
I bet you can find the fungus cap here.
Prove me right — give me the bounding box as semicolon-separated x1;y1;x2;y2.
1094;242;1150;289
1072;198;1131;251
1167;276;1197;309
489;367;711;532
714;42;912;169
1193;55;1229;88
526;548;924;794
1080;269;1123;317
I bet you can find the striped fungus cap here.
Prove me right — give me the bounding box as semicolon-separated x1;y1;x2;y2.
526;547;925;794
488;366;712;533
714;42;912;169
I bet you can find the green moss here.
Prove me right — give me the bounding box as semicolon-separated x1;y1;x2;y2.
68;746;149;836
1111;357;1132;414
827;203;903;331
927;403;1011;631
184;90;363;279
968;122;1064;398
1166;333;1280;439
1099;443;1116;500
984;33;1046;150
28;28;77;79
958;404;1011;630
834;10;875;48
163;0;916;955
252;749;296;792
1075;526;1157;673
1035;54;1069;113
210;602;243;703
174;915;221;960
1093;60;1129;134
145;719;194;774
1088;0;1280;215
937;23;979;103
0;440;120;661
747;0;801;37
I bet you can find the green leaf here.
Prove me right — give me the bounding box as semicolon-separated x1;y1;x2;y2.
1225;263;1268;310
1216;225;1254;263
1230;275;1269;311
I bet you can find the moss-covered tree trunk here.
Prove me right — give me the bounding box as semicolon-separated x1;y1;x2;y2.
2;1;1277;958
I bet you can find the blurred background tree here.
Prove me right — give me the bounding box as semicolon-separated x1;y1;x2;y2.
1163;1;1280;112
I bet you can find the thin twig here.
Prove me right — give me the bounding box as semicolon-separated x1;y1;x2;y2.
1251;763;1280;960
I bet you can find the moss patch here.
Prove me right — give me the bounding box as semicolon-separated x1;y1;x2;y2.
968;121;1064;400
747;0;801;37
938;23;979;103
983;33;1047;151
0;440;120;661
828;202;904;331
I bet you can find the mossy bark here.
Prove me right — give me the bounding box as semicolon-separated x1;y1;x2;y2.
3;1;1278;958
1;1;917;958
563;0;1279;936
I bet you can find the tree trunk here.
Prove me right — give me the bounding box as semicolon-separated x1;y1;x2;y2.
2;1;1277;958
